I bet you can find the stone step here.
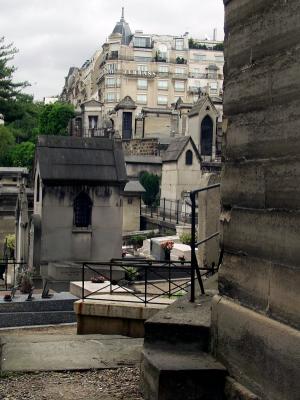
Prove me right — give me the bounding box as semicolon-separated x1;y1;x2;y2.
144;292;213;351
141;345;227;400
0;310;76;328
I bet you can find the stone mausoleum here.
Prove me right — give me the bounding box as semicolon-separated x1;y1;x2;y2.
28;135;127;287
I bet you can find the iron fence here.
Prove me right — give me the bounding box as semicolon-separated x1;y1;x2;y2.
141;198;198;226
0;260;27;291
81;258;215;305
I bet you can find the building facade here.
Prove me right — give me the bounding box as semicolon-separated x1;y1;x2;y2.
61;9;224;121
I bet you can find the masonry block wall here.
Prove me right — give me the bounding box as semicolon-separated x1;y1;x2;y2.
122;138;159;156
212;1;300;399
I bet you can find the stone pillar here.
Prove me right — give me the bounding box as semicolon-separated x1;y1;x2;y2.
212;1;300;399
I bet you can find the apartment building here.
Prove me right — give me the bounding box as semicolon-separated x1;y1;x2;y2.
61;9;224;118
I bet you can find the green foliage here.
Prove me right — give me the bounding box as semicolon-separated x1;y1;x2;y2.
125;266;140;282
128;234;147;248
188;38;224;52
10;141;35;170
0;125;15;165
39;102;75;136
176;57;186;64
179;232;197;245
0;37;29;104
139;171;160;206
5;234;15;251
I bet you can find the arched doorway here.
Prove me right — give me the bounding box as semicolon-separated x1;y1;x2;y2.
200;115;213;156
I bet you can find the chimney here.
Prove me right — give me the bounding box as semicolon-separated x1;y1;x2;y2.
213;28;217;41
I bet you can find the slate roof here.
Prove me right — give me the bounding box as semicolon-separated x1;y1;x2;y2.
111;10;132;45
123;180;145;193
36;136;127;184
125;155;162;164
162;136;201;163
188;95;217;117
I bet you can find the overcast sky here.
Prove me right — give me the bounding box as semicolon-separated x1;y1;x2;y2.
0;0;224;100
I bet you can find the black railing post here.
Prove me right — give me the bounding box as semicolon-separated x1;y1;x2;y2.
110;262;112;294
82;263;85;300
168;260;171;298
176;200;179;224
145;262;148;306
151;206;153;218
190;192;196;302
163;198;166;221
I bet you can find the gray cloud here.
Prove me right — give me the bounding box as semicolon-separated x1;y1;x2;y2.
1;0;224;100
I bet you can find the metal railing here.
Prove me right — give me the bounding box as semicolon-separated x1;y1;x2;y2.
141;198;197;226
81;258;214;305
190;183;221;301
0;260;27;291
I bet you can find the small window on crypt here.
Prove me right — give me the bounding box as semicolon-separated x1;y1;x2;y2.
73;192;92;228
185;149;193;165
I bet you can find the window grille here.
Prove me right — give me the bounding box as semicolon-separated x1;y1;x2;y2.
185;150;193;165
74;192;92;228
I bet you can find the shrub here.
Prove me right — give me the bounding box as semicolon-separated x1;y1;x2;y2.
179;232;197;245
125;266;139;282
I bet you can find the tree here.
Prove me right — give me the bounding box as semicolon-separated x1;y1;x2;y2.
39;102;75;136
139;171;160;206
0;125;15;166
10;141;35;170
0;37;29;105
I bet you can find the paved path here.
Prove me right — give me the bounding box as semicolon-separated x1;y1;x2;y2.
0;330;143;372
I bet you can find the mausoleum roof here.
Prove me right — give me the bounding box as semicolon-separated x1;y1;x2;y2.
162;136;201;163
36;136;127;185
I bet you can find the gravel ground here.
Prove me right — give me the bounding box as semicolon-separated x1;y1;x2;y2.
0;367;143;400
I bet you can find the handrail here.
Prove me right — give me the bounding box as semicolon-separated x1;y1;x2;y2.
190;183;221;301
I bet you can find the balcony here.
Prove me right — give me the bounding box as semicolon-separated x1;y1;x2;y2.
83;128;112;138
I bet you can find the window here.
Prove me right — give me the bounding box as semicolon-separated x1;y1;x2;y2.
215;55;224;62
73;192;92;228
36;175;40;202
137;79;148;90
174;80;185;92
175;38;184;50
88;116;98;129
137;94;147;104
106;92;116;102
106;77;116;87
158;80;168;90
159;65;169;73
194;54;206;61
185;150;193;165
175;67;185;75
137;64;148;73
133;36;151;48
157;95;168;105
106;63;118;74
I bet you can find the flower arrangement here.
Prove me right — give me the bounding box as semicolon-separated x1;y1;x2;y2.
91;275;106;283
160;240;174;252
161;240;174;260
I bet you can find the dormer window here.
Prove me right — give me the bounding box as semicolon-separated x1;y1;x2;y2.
133;36;151;48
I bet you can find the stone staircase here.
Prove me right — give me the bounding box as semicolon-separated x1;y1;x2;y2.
0;292;77;328
140;279;227;400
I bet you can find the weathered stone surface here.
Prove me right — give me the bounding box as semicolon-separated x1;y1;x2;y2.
211;296;300;400
224;377;260;400
219;254;300;329
222;159;300;209
222;208;300;267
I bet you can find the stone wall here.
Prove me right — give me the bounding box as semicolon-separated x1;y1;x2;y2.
212;1;300;399
122;138;159;156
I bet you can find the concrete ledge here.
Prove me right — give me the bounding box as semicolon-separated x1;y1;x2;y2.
211;295;300;400
74;296;174;338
